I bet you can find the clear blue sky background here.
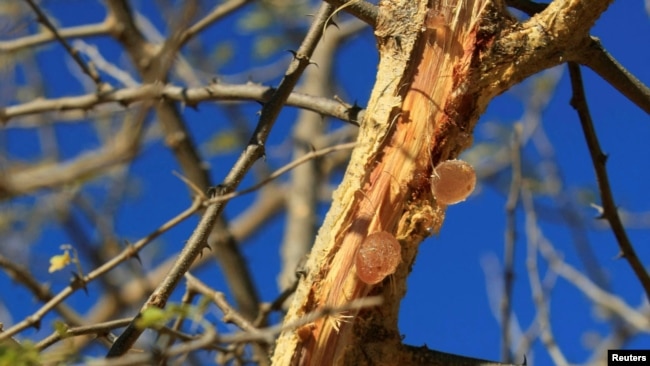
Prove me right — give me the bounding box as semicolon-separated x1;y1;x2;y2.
1;1;649;364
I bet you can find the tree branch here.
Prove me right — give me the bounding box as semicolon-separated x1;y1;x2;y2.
567;62;650;302
1;82;363;126
572;37;650;115
23;0;105;88
0;108;145;200
179;0;253;48
0;21;111;52
321;0;378;28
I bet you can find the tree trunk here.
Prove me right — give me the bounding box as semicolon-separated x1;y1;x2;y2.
273;0;615;364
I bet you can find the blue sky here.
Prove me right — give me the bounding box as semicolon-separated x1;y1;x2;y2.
1;1;649;364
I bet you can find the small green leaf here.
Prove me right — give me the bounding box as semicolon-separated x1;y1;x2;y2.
135;308;169;329
53;321;69;337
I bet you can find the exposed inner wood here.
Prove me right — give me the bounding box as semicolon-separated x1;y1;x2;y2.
273;0;492;364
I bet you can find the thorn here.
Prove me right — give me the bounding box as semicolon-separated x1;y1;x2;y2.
207;186;217;198
131;251;142;265
328;20;339;29
208;184;228;198
124;239;142;265
180;87;193;105
590;203;605;219
71;272;89;295
347;101;363;124
287;50;297;58
523;354;527;366
260;146;267;161
32;319;41;331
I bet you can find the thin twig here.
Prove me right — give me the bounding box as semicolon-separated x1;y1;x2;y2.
521;185;569;366
0;198;202;343
207;142;356;205
179;0;253;47
0;21;111;52
501;123;522;363
185;273;261;336
568;62;650;302
35;318;133;351
537;235;650;332
321;0;377;27
23;0;104;88
254;277;300;328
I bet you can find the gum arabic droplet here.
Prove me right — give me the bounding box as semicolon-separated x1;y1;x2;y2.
431;159;476;205
355;231;402;285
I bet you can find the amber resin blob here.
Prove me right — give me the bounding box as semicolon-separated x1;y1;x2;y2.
431;159;476;205
355;231;402;285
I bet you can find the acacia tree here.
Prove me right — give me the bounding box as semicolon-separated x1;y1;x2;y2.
0;0;648;365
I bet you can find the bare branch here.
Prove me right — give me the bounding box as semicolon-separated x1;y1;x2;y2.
501;124;522;363
0;109;146;200
179;0;253;48
522;186;569;365
185;273;263;337
572;37;650;115
1;82;363;126
0;21;111;52
568;62;650;302
207;142;356;205
321;0;378;28
23;0;105;88
36;318;132;351
538;234;650;332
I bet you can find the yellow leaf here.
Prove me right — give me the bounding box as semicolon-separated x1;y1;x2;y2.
48;250;71;273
